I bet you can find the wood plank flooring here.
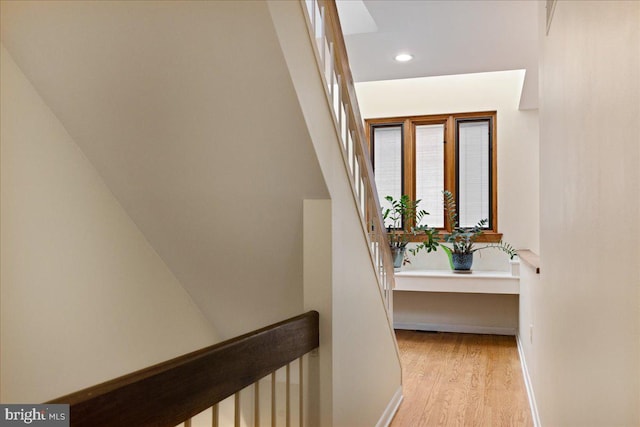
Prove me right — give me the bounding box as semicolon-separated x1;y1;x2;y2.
390;331;533;427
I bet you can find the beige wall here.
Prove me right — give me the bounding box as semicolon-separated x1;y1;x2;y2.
536;1;640;425
0;0;329;342
1;46;219;402
303;200;333;427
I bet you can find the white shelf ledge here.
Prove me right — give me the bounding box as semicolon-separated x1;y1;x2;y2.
394;269;520;295
517;249;540;274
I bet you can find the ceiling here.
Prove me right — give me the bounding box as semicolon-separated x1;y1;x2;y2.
337;0;539;109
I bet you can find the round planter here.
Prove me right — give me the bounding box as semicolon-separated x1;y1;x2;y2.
391;247;406;269
452;252;473;271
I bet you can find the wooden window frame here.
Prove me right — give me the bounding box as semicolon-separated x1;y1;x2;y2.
366;111;501;243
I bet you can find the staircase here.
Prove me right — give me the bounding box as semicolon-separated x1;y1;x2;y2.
1;0;401;425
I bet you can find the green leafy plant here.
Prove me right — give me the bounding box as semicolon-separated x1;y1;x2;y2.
441;190;516;259
381;192;516;269
382;195;439;265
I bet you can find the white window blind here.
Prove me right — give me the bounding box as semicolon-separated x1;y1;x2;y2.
415;124;445;228
373;126;402;228
458;121;490;228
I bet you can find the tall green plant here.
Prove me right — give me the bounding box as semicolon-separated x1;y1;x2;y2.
442;190;516;258
382;195;423;249
382;195;439;264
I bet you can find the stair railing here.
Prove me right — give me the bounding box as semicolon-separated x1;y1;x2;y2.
299;0;396;319
48;311;319;427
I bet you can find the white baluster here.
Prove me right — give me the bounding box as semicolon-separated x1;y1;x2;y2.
212;404;219;427
271;372;277;427
342;104;349;147
299;357;304;427
316;7;325;58
255;380;260;427
286;364;291;427
234;393;241;427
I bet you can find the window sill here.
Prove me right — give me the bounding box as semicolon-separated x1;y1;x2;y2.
395;231;504;244
394;269;519;294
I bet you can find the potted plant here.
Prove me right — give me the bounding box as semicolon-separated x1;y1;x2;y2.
439;190;516;272
382;195;439;269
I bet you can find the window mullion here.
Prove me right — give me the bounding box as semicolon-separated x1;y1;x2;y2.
444;115;456;232
490;115;498;232
402;119;415;230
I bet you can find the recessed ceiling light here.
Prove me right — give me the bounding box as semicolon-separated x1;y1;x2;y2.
394;53;413;62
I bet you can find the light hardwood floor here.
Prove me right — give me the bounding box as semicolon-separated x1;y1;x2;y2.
390;331;533;427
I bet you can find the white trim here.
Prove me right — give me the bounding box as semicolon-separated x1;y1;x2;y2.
516;334;542;427
394;322;516;336
376;386;403;427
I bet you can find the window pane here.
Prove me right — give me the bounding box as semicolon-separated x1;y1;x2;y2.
416;124;445;228
458;120;490;228
373;126;402;228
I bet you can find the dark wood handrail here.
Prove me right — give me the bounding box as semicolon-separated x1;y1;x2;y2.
48;311;319;427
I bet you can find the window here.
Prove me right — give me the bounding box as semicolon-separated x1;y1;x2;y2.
367;111;500;242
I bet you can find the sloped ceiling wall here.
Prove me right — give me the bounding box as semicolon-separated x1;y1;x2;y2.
1;0;329;339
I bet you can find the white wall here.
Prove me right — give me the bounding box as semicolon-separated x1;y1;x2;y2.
268;2;402;426
356;70;540;334
395;292;518;335
536;1;640;425
0;46;219;402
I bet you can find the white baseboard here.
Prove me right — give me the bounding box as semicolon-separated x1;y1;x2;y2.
394;322;516;336
376;386;403;427
516;334;541;427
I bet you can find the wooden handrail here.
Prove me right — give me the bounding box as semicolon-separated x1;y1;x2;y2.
48;311;319;427
320;0;389;241
307;0;396;317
